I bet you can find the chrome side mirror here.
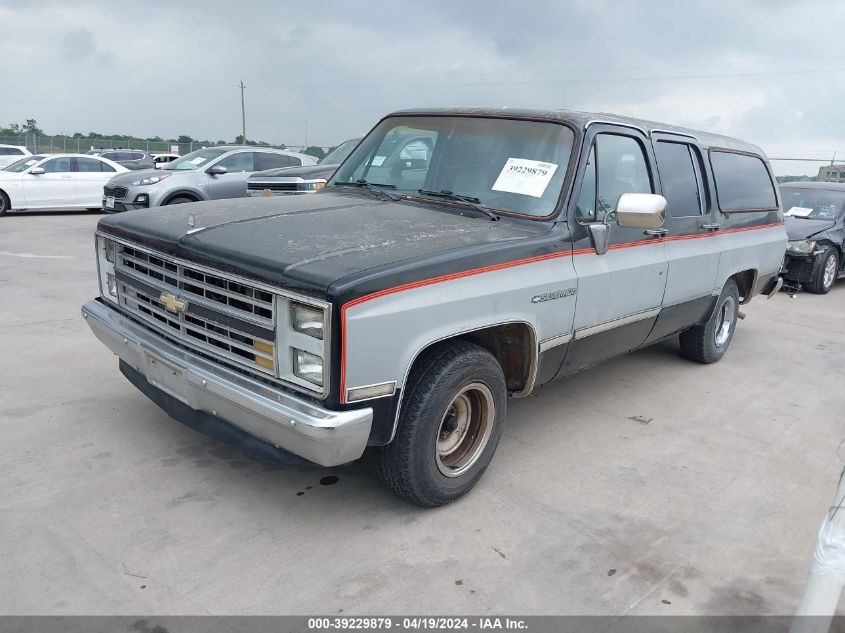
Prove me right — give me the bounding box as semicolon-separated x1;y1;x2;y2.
588;223;610;256
29;167;45;175
615;193;667;230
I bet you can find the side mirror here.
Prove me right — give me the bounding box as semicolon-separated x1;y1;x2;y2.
29;167;45;175
614;193;667;230
207;165;228;176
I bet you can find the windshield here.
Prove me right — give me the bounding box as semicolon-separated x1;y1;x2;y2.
330;116;575;217
320;138;360;165
3;155;45;172
780;187;845;220
164;148;228;171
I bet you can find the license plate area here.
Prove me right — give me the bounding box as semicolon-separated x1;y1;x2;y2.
144;352;188;404
106;196;115;209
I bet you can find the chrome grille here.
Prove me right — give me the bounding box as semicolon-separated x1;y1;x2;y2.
248;182;299;191
114;244;276;377
118;245;273;325
104;185;128;199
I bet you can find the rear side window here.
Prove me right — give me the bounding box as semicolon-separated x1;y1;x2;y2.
256;153;300;170
710;151;776;211
655;141;703;217
76;157;115;172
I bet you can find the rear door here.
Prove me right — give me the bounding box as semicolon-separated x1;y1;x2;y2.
204;151;255;199
73;157;118;207
22;156;76;207
561;125;668;374
643;134;720;343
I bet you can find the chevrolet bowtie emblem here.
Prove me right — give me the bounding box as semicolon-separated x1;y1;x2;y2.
160;293;188;313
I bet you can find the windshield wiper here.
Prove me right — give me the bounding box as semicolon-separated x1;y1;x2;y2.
334;179;399;201
416;189;500;221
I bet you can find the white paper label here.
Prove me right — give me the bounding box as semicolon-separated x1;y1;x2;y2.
25;159;38;166
785;206;814;217
492;158;558;198
190;157;207;165
371;155;386;167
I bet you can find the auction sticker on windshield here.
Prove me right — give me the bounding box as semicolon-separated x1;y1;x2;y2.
785;207;814;217
190;157;207;165
492;158;558;198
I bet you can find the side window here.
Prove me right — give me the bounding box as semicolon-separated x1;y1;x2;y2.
9;148;24;155
130;152;144;161
710;151;777;211
255;153;296;170
654;141;703;217
40;157;73;173
75;157;109;172
0;148;9;155
215;152;255;173
576;134;652;222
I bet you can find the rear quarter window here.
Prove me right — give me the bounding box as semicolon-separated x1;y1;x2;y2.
709;150;777;211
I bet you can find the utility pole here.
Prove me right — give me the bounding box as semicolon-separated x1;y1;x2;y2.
238;80;246;143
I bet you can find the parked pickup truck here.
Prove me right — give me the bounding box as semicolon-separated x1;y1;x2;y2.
82;107;786;506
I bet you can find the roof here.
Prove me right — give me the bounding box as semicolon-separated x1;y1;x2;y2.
387;106;765;156
778;181;845;190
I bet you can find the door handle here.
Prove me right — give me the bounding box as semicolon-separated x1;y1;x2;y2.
61;175;72;179
702;223;720;231
644;228;668;237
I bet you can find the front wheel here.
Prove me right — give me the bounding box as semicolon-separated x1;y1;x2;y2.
804;247;839;294
679;279;740;364
0;191;10;216
165;196;195;205
375;341;507;507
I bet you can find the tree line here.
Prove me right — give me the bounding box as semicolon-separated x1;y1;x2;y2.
0;119;328;159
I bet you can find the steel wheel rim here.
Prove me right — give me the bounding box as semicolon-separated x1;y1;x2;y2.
436;382;495;478
715;295;736;347
823;255;837;289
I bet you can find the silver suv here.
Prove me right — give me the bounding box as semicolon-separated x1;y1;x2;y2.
101;145;317;211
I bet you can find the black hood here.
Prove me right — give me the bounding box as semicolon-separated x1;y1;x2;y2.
785;217;836;240
249;164;338;180
97;190;553;299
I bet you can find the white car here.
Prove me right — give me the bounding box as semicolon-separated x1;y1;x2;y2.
0;153;128;215
0;144;32;169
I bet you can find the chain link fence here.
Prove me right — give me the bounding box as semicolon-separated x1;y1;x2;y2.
0;135;327;157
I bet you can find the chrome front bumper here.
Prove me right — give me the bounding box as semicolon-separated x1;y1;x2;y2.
81;299;372;467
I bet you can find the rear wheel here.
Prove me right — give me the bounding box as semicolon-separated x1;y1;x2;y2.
804;247;839;294
679;279;740;364
375;341;507;507
0;191;10;216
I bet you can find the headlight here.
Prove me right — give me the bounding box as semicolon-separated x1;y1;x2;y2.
131;173;171;186
299;181;326;191
275;296;328;395
291;303;324;339
786;240;817;255
96;236;119;304
293;349;323;386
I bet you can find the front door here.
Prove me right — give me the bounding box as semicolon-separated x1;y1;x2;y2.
204;151;255;199
22;156;76;207
561;126;668;374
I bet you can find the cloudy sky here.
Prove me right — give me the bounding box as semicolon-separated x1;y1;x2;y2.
1;0;843;175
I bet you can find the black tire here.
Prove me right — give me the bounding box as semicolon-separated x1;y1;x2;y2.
165;196;195;205
679;279;740;364
803;247;839;295
375;341;508;507
0;190;10;216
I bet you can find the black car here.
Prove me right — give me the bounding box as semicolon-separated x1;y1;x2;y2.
780;182;845;294
246;137;361;196
85;148;155;171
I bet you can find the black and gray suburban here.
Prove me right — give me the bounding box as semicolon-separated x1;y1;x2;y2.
82;107;786;506
779;182;845;294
